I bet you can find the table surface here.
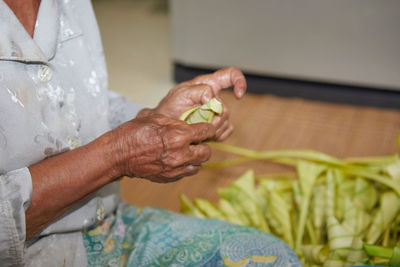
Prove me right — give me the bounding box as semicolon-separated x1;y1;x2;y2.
120;91;400;212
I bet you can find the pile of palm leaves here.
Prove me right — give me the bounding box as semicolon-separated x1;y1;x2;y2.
180;140;400;266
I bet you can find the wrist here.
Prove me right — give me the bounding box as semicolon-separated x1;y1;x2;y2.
91;130;124;181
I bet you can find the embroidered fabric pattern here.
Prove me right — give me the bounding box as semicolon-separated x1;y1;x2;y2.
82;202;302;267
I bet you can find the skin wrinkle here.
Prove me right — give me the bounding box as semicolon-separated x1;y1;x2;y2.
24;63;246;238
117;116;207;182
159;126;192;175
129;123;163;177
130;115;214;182
157;126;168;173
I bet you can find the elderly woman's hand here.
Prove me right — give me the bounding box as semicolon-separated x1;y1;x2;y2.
25;113;214;238
110;114;215;182
138;67;246;141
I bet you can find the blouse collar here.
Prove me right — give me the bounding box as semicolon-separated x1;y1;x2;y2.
0;0;60;63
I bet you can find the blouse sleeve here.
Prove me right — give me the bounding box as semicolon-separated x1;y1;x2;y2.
0;167;32;266
107;90;146;129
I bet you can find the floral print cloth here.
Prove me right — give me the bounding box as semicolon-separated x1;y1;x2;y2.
83;202;301;267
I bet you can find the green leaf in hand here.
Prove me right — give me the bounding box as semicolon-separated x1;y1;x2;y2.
180;98;223;124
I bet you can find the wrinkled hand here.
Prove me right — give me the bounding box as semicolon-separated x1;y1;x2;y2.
137;67;247;141
111;114;215;183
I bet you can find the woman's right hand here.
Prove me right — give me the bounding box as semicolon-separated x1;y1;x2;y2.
26;113;213;238
109;114;216;183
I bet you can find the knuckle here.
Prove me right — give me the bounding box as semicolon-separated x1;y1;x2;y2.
163;157;183;168
196;145;211;162
169;133;188;147
203;147;212;161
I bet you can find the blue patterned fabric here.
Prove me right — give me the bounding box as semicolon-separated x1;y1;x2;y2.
82;202;302;267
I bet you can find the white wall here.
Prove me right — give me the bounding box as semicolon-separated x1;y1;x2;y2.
171;0;400;90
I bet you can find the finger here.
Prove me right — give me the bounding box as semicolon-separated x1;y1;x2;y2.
211;115;225;130
161;164;201;182
215;120;230;139
216;124;234;142
161;142;211;169
189;143;212;164
191;67;247;99
189;123;216;143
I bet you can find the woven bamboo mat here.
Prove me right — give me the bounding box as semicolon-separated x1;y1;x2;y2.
121;91;400;211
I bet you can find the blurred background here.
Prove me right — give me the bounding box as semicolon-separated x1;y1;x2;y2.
93;0;172;107
94;0;400;109
93;0;400;210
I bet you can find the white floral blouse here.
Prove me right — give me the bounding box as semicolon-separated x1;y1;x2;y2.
0;0;143;266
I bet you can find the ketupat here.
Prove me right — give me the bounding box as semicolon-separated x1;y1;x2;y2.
296;161;326;251
179;143;400;266
366;192;400;244
218;170;270;232
363;245;400;266
180;97;223;124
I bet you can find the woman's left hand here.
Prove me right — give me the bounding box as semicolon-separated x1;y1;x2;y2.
137;67;247;141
